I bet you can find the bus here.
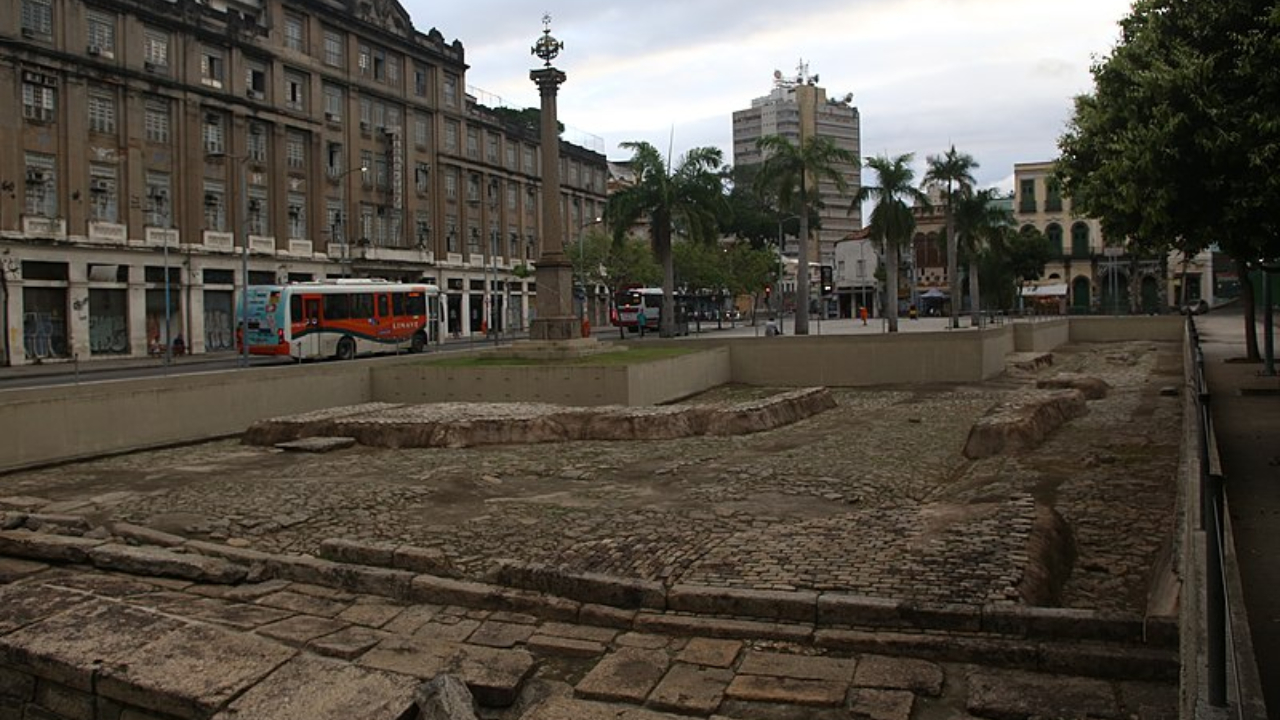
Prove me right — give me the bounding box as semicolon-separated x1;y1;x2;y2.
611;286;690;336
242;280;440;361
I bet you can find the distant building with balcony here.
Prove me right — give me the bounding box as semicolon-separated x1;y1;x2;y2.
0;0;606;365
1013;161;1174;314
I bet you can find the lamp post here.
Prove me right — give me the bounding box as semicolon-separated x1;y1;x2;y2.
206;151;252;368
333;163;369;278
776;215;800;334
576;217;604;325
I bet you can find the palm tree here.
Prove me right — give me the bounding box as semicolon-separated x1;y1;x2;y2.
954;187;1013;326
606;142;725;337
855;154;928;333
922;146;978;328
752;135;857;335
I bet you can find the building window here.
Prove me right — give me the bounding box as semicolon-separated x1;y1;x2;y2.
87;88;116;134
1046;223;1064;255
24;153;57;217
246;59;267;99
86;9;115;56
360;204;373;243
444;169;457;200
414;115;428;147
21;0;52;38
22;72;56;123
247;186;268;236
508;226;519;257
467;224;480;254
359;97;372;129
415;211;430;247
360;151;374;186
323;83;343;122
144;98;169;143
1071;222;1091;256
413;65;428;97
88;165;118;223
466;127;478;159
525;187;536;211
327;142;343;177
415;162;429;193
442;73;457;107
200;47;225;88
145;172;171;227
203;180;226;231
284;70;306;111
1019;179;1036;214
486;133;499;163
445;214;458;252
326;199;342;241
357;43;370;76
287;193;306;239
322;28;343;67
286;131;306;170
1045;180;1063;213
387;55;400;85
143;28;169;70
373;158;388;189
444;121;458;152
202;112;225;154
247;122;267;163
506;184;517;210
467;174;480;204
372;47;386;81
523;146;534;173
505;144;516;170
284;13;305;53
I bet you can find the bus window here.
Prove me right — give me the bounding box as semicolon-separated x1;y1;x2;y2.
324;294;351;320
406;292;426;316
392;292;405;316
352;292;374;319
290;295;303;323
377;294;390;318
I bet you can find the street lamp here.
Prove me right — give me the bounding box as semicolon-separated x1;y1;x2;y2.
776;214;801;334
333;163;369;277
207;151;253;368
576;217;603;324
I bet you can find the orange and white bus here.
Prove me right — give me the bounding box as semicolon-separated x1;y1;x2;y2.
242;280;440;360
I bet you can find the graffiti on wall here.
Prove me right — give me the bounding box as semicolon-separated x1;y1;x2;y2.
89;314;129;354
205;309;234;351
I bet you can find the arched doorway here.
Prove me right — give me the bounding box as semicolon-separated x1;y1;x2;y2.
1100;268;1130;314
1071;276;1091;313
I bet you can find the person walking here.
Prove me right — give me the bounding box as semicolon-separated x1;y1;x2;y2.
636;308;647;338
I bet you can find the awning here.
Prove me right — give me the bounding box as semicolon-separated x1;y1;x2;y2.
921;288;948;299
1021;283;1069;298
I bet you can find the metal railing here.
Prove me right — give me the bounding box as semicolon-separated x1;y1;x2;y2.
1188;317;1229;708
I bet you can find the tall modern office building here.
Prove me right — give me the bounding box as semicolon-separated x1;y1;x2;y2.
0;0;607;365
732;63;861;265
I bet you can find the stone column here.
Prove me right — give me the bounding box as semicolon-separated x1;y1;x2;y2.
528;67;577;342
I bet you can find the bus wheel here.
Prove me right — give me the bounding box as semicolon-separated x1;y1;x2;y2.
411;331;426;354
336;337;356;361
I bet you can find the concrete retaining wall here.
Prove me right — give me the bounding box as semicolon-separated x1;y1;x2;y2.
372;347;731;407
1068;316;1182;343
1013;319;1071;352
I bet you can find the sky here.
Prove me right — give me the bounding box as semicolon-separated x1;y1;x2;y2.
399;0;1135;193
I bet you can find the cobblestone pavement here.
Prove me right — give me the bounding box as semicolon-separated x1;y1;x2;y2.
0;340;1181;613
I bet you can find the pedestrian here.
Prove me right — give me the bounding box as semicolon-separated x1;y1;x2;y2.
636;308;647;338
859;306;868;325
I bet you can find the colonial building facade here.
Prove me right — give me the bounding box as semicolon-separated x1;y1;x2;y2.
0;0;606;364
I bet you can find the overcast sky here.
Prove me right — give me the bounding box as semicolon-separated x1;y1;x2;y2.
399;0;1134;193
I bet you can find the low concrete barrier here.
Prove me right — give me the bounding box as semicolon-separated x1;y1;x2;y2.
1013;318;1070;352
1069;316;1182;343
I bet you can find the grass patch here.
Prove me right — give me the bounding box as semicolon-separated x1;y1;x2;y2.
422;346;700;367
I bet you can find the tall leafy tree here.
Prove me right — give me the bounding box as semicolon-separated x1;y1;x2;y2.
752;135;857;335
954;188;1013;323
1057;0;1280;360
606;142;726;337
923;146;978;328
855;154;928;333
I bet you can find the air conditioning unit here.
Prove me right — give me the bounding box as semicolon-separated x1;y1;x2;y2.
204;193;219;207
25;169;47;184
152;189;169;201
21;28;35;39
144;61;158;72
246;89;263;100
324;112;339;122
87;45;101;56
90;179;111;192
359;121;370;132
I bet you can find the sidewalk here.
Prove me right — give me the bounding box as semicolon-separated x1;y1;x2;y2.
1193;308;1280;716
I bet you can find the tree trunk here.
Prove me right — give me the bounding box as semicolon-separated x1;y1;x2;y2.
886;237;899;333
968;257;981;327
946;192;959;329
795;195;811;336
659;229;675;338
1242;267;1261;362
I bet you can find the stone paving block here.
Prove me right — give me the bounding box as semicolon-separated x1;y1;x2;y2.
257;590;349;618
847;688;914;720
284;582;357;601
87;545;247;584
724;674;847;707
358;637;534;707
575;648;670;704
184;540;275;566
275;436;358;453
0;530;103;564
737;652;855;683
0;497;47;512
0;512;25;530
616;632;671;650
1038;642;1178;682
488;611;539;625
1117;680;1178;719
816;594;903;628
678;638;742;668
256;615;350;648
468;620;535;648
852;654;944;697
96;622;294;719
413;618;481;643
667;585;817;623
1020;607;1146;643
579;603;638;629
381;604;443;635
212;653;417;720
0;601;184;692
898;600;982;632
536;622;618;645
307;625;389;660
338;599;405;628
0;558;47;584
330;565;416;600
178;598;293;631
966;669;1118;720
648;663;733;715
43;572;160;598
526;635;607;658
633;612;812;643
0;665;36;701
495;561;667;609
393;545;458;577
522;695;690;720
33;679;94;720
109;523;186;548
